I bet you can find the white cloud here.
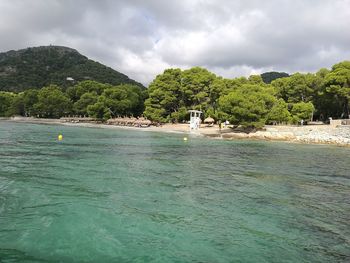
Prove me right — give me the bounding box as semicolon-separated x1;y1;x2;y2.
0;0;350;85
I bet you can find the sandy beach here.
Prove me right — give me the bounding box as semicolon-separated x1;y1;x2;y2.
3;116;350;146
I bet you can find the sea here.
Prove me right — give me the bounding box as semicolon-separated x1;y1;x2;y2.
0;121;349;262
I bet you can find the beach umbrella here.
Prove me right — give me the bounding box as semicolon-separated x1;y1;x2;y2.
204;117;215;123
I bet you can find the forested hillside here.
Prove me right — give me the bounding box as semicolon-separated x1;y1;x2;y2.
0;46;144;92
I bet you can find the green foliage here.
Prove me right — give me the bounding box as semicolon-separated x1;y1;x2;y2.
324;61;350;117
181;67;216;109
248;75;265;85
261;72;289;84
219;84;276;128
144;68;183;122
73;92;98;115
0;46;144;92
8;89;41;117
66;80;111;103
290;102;315;123
103;85;143;116
272;73;315;103
22;89;39;116
86;84;145;119
33;85;72;118
0;91;17;116
169;107;189;123
144;67;221;122
209;77;228;110
267;99;291;124
87;98;111;120
0;78;145;119
143;106;167;123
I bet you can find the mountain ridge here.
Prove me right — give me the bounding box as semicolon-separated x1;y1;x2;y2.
0;45;144;91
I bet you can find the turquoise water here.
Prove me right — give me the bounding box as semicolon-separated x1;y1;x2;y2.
0;121;349;262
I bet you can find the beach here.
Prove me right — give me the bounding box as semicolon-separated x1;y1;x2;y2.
4;116;350;146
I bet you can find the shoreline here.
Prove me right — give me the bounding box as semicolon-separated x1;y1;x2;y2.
2;117;350;147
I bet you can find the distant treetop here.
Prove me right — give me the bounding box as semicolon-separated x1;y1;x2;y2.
261;71;290;84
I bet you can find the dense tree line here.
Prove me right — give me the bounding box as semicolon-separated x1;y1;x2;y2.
0;81;146;119
144;61;350;128
1;61;349;128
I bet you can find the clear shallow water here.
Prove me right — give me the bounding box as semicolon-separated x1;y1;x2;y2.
0;121;349;263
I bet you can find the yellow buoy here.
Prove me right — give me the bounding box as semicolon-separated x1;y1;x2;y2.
58;134;63;141
183;137;188;141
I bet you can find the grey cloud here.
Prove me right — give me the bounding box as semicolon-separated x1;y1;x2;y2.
0;0;349;84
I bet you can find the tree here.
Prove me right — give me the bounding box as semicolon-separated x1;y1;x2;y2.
267;99;291;124
22;89;39;116
33;85;72;118
181;67;216;110
208;77;227;114
143;106;167;123
87;96;110;120
4;89;39;117
0;92;17;116
169;106;188;123
116;84;146;116
248;75;265;85
290;102;315;123
310;68;336;120
272;73;315;103
271;77;290;102
73;92;98;115
224;77;249;91
102;86;137;117
218;84;276;128
66;80;110;103
144;68;182;122
86;84;144;119
324;61;350;118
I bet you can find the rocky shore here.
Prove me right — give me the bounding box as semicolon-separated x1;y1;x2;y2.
3;116;350;146
215;125;350;146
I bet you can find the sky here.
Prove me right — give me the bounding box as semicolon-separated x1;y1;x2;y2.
0;0;350;85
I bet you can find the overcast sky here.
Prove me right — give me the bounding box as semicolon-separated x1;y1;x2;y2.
1;0;349;85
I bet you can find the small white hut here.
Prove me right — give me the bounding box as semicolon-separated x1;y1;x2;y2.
188;110;202;130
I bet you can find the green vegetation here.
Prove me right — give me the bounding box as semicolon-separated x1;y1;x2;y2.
0;91;17;117
266;99;291;124
261;71;289;84
1;56;349;129
0;46;144;92
0;80;145;120
219;84;276;128
87;84;146;120
34;85;72;118
143;61;350;127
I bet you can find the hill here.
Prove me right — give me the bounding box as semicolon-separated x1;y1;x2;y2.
0;46;144;91
260;71;289;84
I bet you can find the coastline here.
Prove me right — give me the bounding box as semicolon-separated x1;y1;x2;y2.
3;116;350;147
